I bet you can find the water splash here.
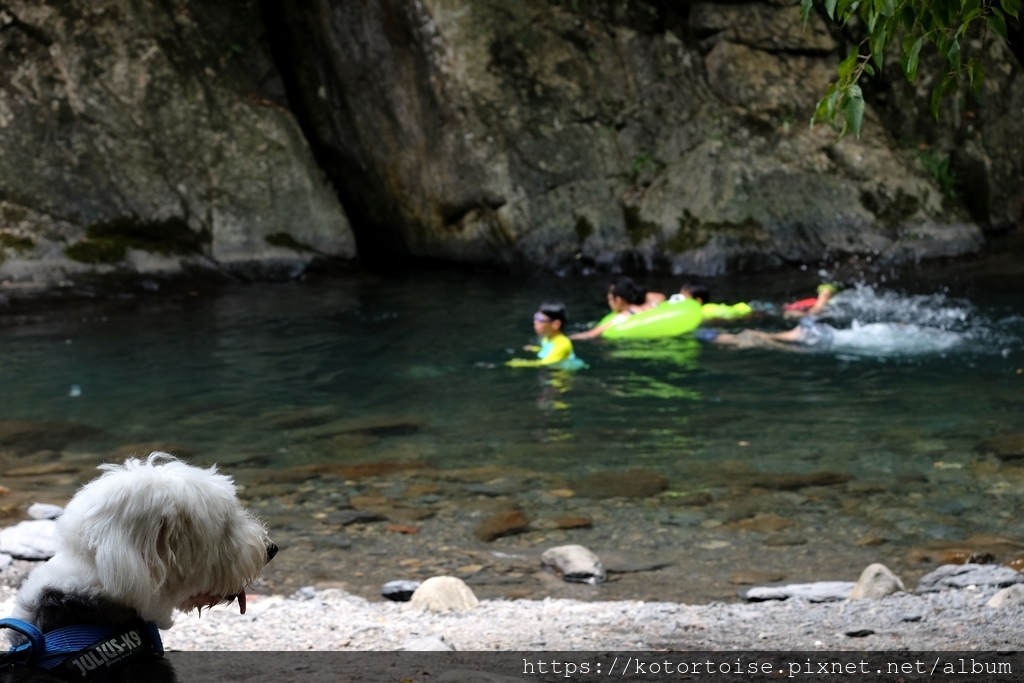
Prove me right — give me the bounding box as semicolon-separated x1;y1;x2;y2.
828;321;965;355
828;284;973;329
810;284;1017;356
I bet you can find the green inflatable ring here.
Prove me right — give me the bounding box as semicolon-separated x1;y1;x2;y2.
701;302;753;320
599;298;703;339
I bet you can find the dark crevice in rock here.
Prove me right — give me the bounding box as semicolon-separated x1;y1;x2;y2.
0;6;52;46
256;0;413;271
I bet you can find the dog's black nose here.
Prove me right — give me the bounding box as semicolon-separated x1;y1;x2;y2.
266;541;279;563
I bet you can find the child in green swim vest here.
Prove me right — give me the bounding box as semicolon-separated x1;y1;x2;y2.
672;282;753;321
507;302;586;370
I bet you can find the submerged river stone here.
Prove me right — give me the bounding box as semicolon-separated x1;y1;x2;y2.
976;433;1024;461
0;420;104;454
474;509;530;542
575;469;669;499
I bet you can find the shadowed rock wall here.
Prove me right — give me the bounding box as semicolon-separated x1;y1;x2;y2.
268;0;1019;275
1;0;1020;288
0;0;355;291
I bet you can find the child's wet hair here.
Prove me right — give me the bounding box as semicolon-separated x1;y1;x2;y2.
538;301;568;324
681;281;711;303
609;277;645;305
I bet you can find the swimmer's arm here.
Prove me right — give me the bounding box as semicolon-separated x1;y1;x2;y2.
766;327;805;342
505;358;544;367
568;325;605;340
509;337;574;366
806;288;834;316
713;328;802;345
569;313;625;340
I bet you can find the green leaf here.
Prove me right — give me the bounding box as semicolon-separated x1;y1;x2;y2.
962;6;982;24
938;0;959;22
901;35;923;81
929;75;955;121
967;58;985;93
812;95;830;128
870;25;887;69
947;39;961;73
986;7;1008;40
800;0;814;22
901;5;916;29
930;85;943;120
880;0;896;15
827;87;842;122
825;0;839;18
837;50;859;79
842;85;866;138
919;8;934;30
1000;0;1020;18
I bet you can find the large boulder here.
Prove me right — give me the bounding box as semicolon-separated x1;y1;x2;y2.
0;0;355;290
4;0;1020;282
268;0;1000;274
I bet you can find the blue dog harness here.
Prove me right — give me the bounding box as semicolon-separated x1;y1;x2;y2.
0;617;163;682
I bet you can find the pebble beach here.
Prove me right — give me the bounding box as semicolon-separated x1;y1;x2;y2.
3;564;1024;652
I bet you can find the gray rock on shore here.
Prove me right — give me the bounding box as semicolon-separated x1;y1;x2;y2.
0;520;58;560
987;584;1024;608
916;563;1024;593
850;563;905;599
742;581;856;602
541;545;606;585
409;577;479;613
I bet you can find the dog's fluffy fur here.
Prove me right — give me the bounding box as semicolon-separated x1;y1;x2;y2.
4;453;276;682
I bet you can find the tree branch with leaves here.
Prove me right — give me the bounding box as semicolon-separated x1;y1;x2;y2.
802;0;1021;137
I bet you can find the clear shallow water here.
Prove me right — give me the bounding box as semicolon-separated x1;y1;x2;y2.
2;241;1023;602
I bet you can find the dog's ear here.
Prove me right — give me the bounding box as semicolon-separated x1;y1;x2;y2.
89;500;175;606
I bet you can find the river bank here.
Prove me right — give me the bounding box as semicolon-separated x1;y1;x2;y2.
2;574;1023;652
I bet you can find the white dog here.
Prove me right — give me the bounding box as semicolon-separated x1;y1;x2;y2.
2;453;276;682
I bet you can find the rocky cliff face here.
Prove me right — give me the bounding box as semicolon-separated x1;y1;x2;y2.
1;0;1020;290
0;0;355;292
269;0;1018;275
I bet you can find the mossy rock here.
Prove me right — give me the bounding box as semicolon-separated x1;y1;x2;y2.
265;232;316;252
65;239;127;264
0;232;34;251
86;216;207;255
622;204;660;244
573;215;594;242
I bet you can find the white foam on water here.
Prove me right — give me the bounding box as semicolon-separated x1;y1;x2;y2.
827;321;966;356
828;284;974;329
807;284;1017;357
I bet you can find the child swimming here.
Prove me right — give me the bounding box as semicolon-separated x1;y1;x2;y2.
507;301;586;370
